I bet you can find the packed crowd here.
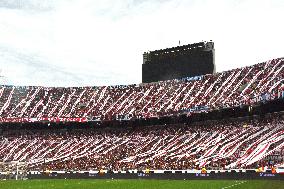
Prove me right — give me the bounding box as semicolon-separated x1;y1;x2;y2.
0;58;283;121
0;113;283;171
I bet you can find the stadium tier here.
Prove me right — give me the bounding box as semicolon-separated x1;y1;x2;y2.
0;113;283;171
0;58;283;123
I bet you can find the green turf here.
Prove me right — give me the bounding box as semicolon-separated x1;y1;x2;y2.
0;179;283;189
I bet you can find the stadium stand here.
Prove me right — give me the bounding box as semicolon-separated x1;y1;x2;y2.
0;58;284;173
0;58;283;122
0;113;283;172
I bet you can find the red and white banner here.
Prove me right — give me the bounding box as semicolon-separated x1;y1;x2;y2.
0;117;88;123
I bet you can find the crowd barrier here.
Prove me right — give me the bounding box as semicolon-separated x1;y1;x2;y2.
25;172;284;180
1;169;284;180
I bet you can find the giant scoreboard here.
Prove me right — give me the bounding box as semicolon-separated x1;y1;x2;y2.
142;41;215;83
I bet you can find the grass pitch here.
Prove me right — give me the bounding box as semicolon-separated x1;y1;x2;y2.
0;179;283;189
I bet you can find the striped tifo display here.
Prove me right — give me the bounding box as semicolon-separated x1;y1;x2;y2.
0;113;283;171
0;58;283;122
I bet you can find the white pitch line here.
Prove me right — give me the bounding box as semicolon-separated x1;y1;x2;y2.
221;181;247;189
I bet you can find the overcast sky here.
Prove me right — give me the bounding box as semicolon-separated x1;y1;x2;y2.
0;0;284;87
